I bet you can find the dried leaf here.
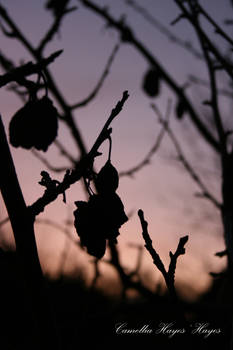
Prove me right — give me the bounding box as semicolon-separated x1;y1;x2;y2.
142;68;160;97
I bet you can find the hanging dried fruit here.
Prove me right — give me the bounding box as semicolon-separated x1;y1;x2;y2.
95;160;119;194
142;68;160;97
74;135;128;259
9;96;58;151
73;193;128;259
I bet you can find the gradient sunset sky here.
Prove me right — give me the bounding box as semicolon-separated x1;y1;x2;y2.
0;0;232;300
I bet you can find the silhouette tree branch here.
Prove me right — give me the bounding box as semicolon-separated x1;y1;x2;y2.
71;42;120;110
197;2;233;47
54;139;77;164
0;3;87;156
188;75;233;99
188;1;226;153
28;91;129;218
173;0;233;80
119;110;167;178
107;240;156;299
138;209;189;300
79;0;220;153
151;103;222;209
122;0;203;60
37;6;78;54
0;114;61;349
31;150;69;173
0;50;63;88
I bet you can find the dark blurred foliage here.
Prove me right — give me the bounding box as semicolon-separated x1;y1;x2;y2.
0;248;232;350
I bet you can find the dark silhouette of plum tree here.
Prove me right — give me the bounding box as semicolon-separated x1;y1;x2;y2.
0;0;233;348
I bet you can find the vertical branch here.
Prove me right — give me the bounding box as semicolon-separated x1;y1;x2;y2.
0;115;60;350
138;209;189;301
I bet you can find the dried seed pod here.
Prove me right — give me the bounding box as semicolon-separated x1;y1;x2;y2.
9;96;58;151
95;160;119;194
142;68;160;97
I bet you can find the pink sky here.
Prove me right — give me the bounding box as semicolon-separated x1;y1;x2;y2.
0;0;231;300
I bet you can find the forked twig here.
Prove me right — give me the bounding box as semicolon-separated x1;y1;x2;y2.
138;209;189;300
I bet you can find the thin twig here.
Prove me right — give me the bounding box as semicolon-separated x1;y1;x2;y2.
38;7;77;54
119;111;168;177
138;209;188;300
189;1;226;153
79;0;220;153
31;150;69;173
123;0;203;60
106;240;156;299
0;50;63;88
54;140;77;164
174;0;233;80
188;75;233;98
71;43;120;110
151;103;222;209
197;2;233;47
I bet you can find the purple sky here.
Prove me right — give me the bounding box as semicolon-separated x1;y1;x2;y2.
0;0;232;299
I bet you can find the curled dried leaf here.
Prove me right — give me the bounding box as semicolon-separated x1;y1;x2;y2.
142;68;160;97
73;193;128;259
95;160;119;194
9;96;58;152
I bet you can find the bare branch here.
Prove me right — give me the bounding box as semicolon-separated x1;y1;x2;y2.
189;2;226;153
71;43;120;110
28;91;129;218
197;3;233;47
123;0;203;60
138;209;166;276
38;7;77;54
151;103;222;209
54;140;77;164
138;209;189;300
31;150;69;173
127;243;144;277
119;112;167;178
174;0;233;81
0;50;63;88
35;218;73;238
168;235;189;285
105;240;155;299
0;3;88;158
79;0;220;152
188;74;233;98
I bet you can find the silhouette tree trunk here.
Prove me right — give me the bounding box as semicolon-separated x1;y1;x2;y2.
0;115;60;350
